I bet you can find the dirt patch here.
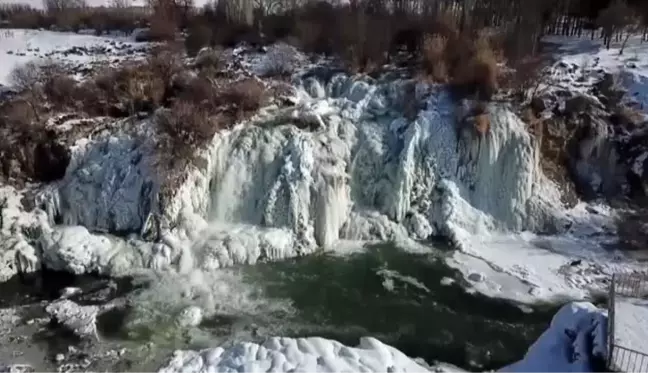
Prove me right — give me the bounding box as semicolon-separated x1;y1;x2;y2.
524;108;579;207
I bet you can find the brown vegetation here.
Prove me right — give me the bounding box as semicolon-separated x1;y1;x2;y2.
3;0;648;187
3;0;647;100
155;100;217;163
0;43;268;185
474;114;491;136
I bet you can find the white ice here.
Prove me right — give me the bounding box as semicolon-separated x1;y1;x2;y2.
158;336;456;373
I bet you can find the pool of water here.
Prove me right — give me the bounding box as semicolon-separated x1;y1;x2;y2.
239;243;558;371
93;242;560;371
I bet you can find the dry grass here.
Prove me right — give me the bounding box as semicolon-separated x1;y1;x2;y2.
222;79;266;116
474;113;491;135
422;34;449;82
451;34;500;99
156;100;219;163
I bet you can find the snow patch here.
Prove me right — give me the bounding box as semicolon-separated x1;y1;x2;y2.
612;296;648;371
0;29;144;86
158;336;437;373
501;302;607;372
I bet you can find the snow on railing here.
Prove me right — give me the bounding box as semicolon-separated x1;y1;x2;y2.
608;273;648;372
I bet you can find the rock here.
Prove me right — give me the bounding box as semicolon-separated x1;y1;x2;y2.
60;287;82;299
564;95;597;115
55;353;65;363
176;306;203;327
530;96;547;114
0;365;34;373
594;73;626;106
46;299;100;340
440;277;455;286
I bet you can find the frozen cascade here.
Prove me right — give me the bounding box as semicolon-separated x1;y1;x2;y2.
4;72;565;278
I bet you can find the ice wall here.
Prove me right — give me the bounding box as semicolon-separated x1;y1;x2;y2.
2;72;566;277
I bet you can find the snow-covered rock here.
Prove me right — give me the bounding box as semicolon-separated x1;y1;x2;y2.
158;336;435;373
0;364;34;373
45;299;100;340
501;302;607;372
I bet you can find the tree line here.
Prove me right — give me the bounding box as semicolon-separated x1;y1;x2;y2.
1;0;647;97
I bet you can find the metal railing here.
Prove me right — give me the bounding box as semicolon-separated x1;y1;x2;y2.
608;273;648;372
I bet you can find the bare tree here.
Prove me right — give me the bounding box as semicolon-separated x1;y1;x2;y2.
217;0;255;26
111;0;131;8
597;0;637;50
43;0;86;13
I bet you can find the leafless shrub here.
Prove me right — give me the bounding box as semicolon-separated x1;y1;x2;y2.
501;55;549;100
262;43;298;77
221;79;266;116
422;33;448;82
450;34;500;99
155;100;220;164
0;99;70;184
148;44;184;84
148;0;179;41
185;21;212;56
175;77;221;111
10;60;65;91
8;60;70;121
194;48;225;74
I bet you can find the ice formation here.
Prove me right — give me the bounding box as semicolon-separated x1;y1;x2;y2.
0;73;569;279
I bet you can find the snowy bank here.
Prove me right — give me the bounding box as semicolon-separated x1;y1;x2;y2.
158;337;438;373
0;29;146;85
501;302;607;372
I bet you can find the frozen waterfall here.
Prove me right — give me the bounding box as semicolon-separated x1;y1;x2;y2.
3;72;565;280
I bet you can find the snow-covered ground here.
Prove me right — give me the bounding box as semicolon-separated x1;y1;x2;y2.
446;202;631;303
0;28;146;85
612;296;648;372
544;35;648;111
501;302;607;372
159;336;443;373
